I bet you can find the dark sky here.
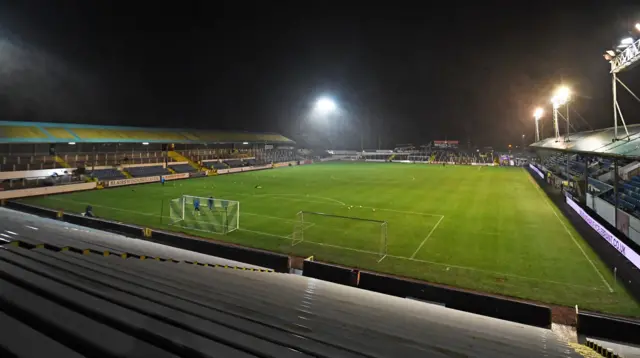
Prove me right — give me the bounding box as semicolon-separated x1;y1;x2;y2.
0;1;638;149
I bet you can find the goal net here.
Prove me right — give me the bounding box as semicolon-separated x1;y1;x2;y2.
292;211;388;258
168;195;239;234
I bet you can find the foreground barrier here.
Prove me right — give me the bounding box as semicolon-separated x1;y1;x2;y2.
148;231;289;272
358;272;552;328
4;201;290;272
303;260;358;286
577;310;640;344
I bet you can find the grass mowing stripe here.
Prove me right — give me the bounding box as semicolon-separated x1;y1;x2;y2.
41;195;603;292
526;172;614;292
21;162;638;316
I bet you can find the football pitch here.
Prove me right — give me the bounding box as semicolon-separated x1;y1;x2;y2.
22;162;640;316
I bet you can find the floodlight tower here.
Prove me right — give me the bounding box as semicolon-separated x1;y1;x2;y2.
533;107;543;142
604;28;640;140
550;86;571;142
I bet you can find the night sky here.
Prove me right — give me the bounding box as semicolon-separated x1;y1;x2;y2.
0;1;638;149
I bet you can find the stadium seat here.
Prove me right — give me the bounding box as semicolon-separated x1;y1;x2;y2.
88;169;127;180
169;164;197;173
126;165;170;177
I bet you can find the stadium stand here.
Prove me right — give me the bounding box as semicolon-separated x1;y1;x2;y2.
0;121;294;144
0;154;59;171
62;150;169;167
88;168;127;180
224;159;244;168
0;207;583;357
0;174;81;191
169;163;198;173
125;165;170;177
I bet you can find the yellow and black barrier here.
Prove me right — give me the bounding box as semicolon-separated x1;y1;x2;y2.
7;240;273;272
585;340;620;358
186;260;273;273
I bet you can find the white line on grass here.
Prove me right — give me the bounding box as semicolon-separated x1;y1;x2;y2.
410;215;445;259
43;193;604;291
253;193;347;206
526;174;614;292
234;228;604;291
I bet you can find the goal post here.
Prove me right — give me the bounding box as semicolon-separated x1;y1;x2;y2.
292;210;388;258
168;195;239;234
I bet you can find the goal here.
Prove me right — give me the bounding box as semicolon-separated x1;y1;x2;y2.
292;211;388;258
168;195;239;234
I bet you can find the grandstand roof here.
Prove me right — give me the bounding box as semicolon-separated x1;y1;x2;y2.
0;120;294;144
530;124;640;159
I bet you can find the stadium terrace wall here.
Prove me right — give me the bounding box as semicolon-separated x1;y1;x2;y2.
0;168;76;181
577;309;640;345
2;201;290;272
358;271;551;328
302;260;551;328
0;182;97;200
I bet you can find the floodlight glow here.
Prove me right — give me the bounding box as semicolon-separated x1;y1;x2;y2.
621;37;634;45
533;107;543;120
242;142;249;144
552;86;571;107
142;142;149;145
68;142;76;145
636;23;640;32
315;97;337;113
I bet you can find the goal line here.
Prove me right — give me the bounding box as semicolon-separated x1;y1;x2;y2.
291;210;388;258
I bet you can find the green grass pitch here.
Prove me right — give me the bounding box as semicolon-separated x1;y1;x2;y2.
22;162;640;316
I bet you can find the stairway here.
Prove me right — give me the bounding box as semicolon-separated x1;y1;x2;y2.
168;151;200;170
54;155;70;168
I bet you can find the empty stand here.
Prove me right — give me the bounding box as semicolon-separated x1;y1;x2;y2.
88;168;127;180
169;163;198;173
126;165;170;177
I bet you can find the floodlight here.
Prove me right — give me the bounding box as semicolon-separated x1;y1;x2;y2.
142;142;149;145
68;142;76;145
242;142;249;144
533;107;543;120
315;97;337;113
636;23;640;32
552;86;571;106
619;37;634;48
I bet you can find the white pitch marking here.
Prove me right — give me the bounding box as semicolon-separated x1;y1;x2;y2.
526;174;614;292
42;193;604;291
410;215;445;259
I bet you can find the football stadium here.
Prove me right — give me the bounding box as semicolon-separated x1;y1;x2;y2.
3;124;640;355
3;11;640;358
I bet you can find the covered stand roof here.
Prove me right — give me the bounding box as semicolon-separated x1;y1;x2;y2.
530;124;640;159
0;121;294;144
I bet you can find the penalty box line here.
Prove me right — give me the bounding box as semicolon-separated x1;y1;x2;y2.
410;215;445;259
241;228;605;292
45;197;604;292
